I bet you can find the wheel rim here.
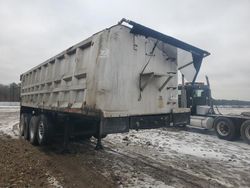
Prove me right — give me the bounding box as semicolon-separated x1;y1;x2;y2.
245;125;250;140
19;116;24;134
217;121;230;136
38;121;44;140
30;123;34;139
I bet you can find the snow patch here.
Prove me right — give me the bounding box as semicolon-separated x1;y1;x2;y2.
105;126;250;187
123;174;173;188
0;102;20;107
47;175;63;188
0;107;20;138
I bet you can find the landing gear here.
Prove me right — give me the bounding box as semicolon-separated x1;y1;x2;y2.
95;137;103;150
95;120;104;150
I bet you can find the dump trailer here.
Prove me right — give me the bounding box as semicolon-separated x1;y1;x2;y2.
178;81;250;144
19;19;209;148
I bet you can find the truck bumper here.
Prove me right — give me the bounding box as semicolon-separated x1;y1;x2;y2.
101;110;190;135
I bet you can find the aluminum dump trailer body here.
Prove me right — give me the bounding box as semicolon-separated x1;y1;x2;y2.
20;20;208;138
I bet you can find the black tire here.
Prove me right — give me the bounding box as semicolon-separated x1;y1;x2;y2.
37;115;54;145
241;120;250;144
29;116;39;145
214;117;236;141
23;114;32;140
19;114;25;136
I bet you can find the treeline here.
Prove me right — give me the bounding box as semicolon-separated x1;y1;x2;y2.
0;82;250;105
213;99;250;106
0;83;20;102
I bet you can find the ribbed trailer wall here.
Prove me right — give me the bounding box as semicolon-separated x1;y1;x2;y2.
20;38;92;113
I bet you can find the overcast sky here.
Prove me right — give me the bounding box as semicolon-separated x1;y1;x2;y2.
0;0;249;100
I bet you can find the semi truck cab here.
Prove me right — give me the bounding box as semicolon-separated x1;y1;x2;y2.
178;80;250;144
178;82;212;115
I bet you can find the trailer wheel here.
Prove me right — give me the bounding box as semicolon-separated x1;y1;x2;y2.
241;120;250;144
214;117;236;141
23;114;31;140
19;114;25;136
29;116;39;145
37;115;53;145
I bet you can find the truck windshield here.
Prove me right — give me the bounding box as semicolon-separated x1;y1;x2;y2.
193;89;205;98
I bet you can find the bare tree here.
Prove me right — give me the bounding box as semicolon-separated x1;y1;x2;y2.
0;83;20;102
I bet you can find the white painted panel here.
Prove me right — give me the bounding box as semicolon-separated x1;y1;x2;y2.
21;25;182;117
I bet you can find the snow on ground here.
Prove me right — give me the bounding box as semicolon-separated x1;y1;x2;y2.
120;173;174;188
0;102;20;107
47;174;63;188
218;106;250;115
104;128;250;187
1;106;250;187
0;106;20;138
106;128;250;164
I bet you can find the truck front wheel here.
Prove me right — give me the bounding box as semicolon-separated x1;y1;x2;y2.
241;120;250;144
214;117;236;141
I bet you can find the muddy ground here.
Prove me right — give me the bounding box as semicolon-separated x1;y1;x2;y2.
0;106;249;188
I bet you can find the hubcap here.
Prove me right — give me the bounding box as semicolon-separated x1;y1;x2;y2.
217;121;230;136
38;121;44;140
245;125;250;140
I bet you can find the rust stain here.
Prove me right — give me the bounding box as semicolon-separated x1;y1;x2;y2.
158;96;164;108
